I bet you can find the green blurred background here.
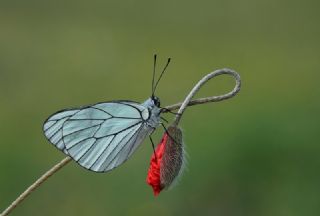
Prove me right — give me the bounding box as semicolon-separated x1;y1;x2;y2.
1;0;320;215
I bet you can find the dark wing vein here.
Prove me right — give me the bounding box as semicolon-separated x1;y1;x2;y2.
98;121;142;138
90;107;114;117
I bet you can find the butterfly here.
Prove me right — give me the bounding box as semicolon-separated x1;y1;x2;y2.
43;55;171;172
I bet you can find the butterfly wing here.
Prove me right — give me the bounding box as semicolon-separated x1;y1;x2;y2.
43;101;153;172
43;109;81;153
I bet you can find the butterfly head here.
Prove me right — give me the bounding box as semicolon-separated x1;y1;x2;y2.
143;96;161;109
151;95;161;107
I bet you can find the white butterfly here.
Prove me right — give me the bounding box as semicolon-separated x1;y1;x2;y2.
43;56;170;172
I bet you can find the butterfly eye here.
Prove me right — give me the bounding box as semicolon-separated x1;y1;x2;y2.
152;96;161;107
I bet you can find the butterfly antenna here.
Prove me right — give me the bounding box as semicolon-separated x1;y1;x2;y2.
151;54;157;97
152;57;171;95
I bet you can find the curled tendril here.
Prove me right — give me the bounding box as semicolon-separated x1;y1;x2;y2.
162;68;241;125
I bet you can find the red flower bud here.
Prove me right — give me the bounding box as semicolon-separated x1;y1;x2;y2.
146;133;167;196
146;125;185;196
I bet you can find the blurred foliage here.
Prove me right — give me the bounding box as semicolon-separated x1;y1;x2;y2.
1;0;320;215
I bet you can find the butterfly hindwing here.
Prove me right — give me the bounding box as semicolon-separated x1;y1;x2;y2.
43;101;152;172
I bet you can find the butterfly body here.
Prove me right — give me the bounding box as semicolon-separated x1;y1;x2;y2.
43;97;161;172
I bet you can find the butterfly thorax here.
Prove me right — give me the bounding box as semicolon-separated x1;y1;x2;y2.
141;97;161;128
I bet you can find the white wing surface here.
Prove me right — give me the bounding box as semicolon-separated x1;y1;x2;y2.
43;101;152;172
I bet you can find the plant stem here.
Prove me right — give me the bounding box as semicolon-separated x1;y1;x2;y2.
0;157;72;216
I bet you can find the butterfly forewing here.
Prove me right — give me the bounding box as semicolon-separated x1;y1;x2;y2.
43;101;153;172
43;109;81;152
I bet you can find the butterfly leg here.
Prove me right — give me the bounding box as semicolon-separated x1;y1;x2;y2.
160;116;169;123
149;136;158;162
160;123;180;145
160;122;169;133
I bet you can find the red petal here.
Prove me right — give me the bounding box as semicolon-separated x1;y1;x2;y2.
146;133;168;196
